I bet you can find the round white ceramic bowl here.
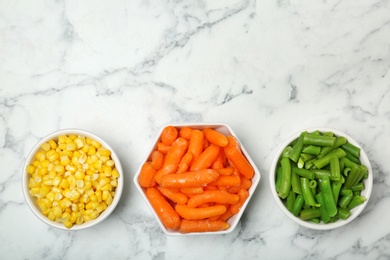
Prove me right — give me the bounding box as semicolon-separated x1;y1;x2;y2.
133;123;261;236
22;129;124;230
269;127;373;230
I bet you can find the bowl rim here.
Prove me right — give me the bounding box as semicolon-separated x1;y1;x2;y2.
22;128;124;230
133;123;261;236
269;127;373;230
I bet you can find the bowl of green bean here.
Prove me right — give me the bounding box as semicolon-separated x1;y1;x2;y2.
269;127;373;230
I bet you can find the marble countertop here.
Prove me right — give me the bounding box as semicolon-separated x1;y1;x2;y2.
1;0;390;259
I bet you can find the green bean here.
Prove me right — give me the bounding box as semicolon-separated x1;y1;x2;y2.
337;208;351;220
351;182;365;191
313;148;346;169
275;167;282;193
344;165;360;188
347;195;366;210
291;170;302;194
301;177;319;207
278;157;292;199
303;133;336;147
344;150;360;164
338;190;354;208
286;190;296;212
292;194;304;216
310;218;320;224
302;145;321;155
311;169;330;179
343;167;351;177
293;166;315;179
341;142;361;158
300;208;321;221
309;179;317;189
315;192;331;223
282;146;293;158
317;137;347;158
289;132;306;163
352;165;368;187
332;181;342;205
318;176;337;217
329;155;341;181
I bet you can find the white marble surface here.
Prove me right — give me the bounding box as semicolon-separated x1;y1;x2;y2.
1;0;390;259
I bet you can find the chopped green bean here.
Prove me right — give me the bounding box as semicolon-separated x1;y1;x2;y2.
347;195;366;210
300;208;321;221
315;192;331;223
313;148;346;169
303;133;336;147
337;208;351;220
301;177;319;207
293;166;315;179
319;176;337;217
338;190;354;208
292;194;304;216
278;157;292;199
286;190;296;212
282;146;293;158
275;167;282;193
351;182;365;191
289;132;307;163
341;142;361;158
317;137;347;158
332;181;342;205
302;145;321;155
330;155;341;181
291;170;302;194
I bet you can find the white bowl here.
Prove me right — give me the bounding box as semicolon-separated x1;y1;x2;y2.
269;127;373;230
22;129;123;230
133;123;261;236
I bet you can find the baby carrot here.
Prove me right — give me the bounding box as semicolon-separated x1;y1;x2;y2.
179;126;194;140
187;190;239;208
224;145;254;179
175;204;227;220
230;188;249;214
157;142;171;154
177;152;193;174
157;187;188;205
211;147;226;169
210;175;241;187
203;128;229;147
218;206;235;221
188;130;204;159
154;137;189;183
180;187;204;196
239;176;252;190
215;167;235;176
178;219;229;233
190;144;220;171
150;150;164;170
138;162;157;188
146;187;181;230
161;126;178;146
159;169;219;188
226;135;238;148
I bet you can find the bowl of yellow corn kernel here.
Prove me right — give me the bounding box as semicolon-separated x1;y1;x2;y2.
22;129;123;230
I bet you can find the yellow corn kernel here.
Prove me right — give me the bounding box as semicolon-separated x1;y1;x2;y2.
33;174;42;183
64;221;73;229
40;142;51;151
110;180;118;187
58;143;66;150
89;211;99;220
60;155;70;166
53;176;62;187
74;171;85;180
93;160;102;170
37;167;48;175
26;165;35;174
106;160;115;167
58;135;67;144
102;166;112;176
54;165;65;173
87;146;96;156
48;211;55;221
74;138;84;149
91;139;101;149
69;190;80;201
76;215;84;225
62;211;71;222
99;177;110;187
76;180;84;188
33;160;40;167
101;183;112;191
96;202;107;213
35;151;46;161
39;186;50;197
95;190;102;202
46;150;60;162
52;206;62;218
79;193;90;204
48;139;57;149
38;199;48;212
99;149;111;157
105;193;113;205
67;175;76;188
111;169;119;178
54;192;63;201
85;138;92;145
66;142;77;151
84;180;92;189
60;179;69;189
46;191;55;202
65;137;72;144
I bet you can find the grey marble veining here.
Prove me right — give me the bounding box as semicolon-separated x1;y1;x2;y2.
1;0;390;259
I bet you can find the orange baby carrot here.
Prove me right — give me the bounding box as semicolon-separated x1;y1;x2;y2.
175;204;227;220
226;135;238;148
146;187;181;230
154;137;189;183
230;188;249;214
177;152;193;173
203;128;229;147
138;162;157;188
218;206;235;221
240;176;252;190
190;144;220;171
224;145;254;179
159;169;219;188
188;130;204;159
161;126;178;146
157;187;188;205
157;142;171;154
187;190;239;208
178;219;229;233
150;150;164;170
211;147;226;169
180;187;204;196
209;175;241;187
179;126;194;140
215;167;234;176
